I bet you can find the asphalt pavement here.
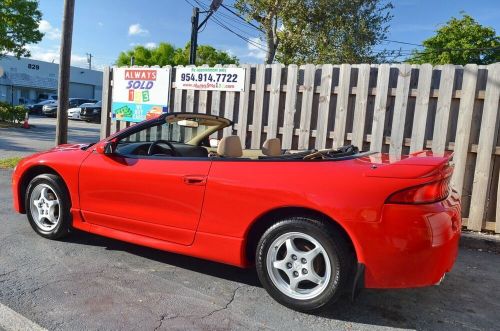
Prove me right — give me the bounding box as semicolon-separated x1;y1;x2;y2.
0;169;499;330
0;116;100;158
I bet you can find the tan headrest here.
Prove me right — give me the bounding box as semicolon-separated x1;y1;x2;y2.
217;136;243;157
262;138;281;156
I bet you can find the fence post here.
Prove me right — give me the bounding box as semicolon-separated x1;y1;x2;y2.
351;64;371;149
370;64;390;152
389;63;411;156
100;66;112;140
282;64;298;150
223;64;237;136
451;64;478;194
251;64;266;149
315;64;333;150
267;63;283;139
237;64;252;148
409;63;433;153
332;64;351;149
468;63;500;231
432;64;456;154
298;64;315;150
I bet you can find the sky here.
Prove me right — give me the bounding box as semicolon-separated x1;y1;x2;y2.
30;0;500;70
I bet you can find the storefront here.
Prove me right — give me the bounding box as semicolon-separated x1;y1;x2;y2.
0;55;102;105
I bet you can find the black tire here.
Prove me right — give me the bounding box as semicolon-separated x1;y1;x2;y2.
25;174;71;240
256;217;353;312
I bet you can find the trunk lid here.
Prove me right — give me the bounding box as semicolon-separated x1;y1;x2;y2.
358;150;453;179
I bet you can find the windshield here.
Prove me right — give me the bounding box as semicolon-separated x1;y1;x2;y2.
122;116;225;145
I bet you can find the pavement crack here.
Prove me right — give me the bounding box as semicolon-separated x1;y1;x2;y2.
201;284;245;319
154;313;169;331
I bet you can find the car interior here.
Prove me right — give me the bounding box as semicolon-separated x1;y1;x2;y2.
114;135;284;159
109;114;359;161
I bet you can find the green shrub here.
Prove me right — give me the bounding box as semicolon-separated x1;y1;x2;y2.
0;102;27;124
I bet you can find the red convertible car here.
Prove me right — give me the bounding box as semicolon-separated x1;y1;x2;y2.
12;113;461;312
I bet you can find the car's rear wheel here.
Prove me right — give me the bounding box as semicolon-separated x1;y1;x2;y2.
25;174;71;239
256;217;352;312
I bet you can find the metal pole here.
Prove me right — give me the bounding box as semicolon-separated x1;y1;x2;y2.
87;53;92;70
55;0;75;145
130;56;135;66
189;7;199;65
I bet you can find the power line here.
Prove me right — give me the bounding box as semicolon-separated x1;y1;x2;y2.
220;3;264;32
212;11;262;39
198;0;262;32
198;0;263;32
186;0;268;52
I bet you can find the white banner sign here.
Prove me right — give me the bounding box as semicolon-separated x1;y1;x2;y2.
111;67;171;122
175;67;246;92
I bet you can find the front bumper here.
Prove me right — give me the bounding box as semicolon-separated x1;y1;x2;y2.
80;113;100;122
346;191;461;289
43;108;57;116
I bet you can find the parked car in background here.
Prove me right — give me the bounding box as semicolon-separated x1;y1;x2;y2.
68;103;95;120
80;101;102;123
43;98;96;117
27;100;56;115
38;94;58;102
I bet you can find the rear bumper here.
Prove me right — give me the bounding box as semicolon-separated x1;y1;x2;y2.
347;191;461;289
80;114;100;122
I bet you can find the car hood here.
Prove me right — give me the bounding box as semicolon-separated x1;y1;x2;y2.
28;143;89;157
51;143;90;151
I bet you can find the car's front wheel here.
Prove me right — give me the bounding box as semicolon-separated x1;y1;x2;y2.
25;174;71;239
256;217;352;312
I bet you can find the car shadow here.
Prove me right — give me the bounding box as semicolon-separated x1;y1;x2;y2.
62;229;262;287
60;230;493;330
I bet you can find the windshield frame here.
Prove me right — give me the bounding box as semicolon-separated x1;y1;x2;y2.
106;112;232;146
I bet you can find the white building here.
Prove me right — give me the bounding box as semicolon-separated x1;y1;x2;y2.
0;55;103;105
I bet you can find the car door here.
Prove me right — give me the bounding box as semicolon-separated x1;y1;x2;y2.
78;123;211;246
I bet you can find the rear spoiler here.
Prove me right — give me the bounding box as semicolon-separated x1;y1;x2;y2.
364;150;453;179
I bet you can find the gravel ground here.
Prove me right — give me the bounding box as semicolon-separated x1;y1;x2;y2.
1;169;499;330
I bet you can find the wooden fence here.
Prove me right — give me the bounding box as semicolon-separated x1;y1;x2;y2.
100;63;500;234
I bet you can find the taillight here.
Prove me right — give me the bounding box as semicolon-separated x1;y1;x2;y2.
386;177;451;204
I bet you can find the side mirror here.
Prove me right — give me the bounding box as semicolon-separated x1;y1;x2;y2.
95;141;115;155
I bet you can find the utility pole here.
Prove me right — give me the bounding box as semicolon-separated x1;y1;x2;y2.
189;0;223;65
189;7;199;65
130;56;135;66
86;53;92;70
55;0;75;146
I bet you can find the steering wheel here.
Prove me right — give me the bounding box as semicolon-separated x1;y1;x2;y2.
147;140;179;156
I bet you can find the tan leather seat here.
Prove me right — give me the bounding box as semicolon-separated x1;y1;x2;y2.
262;138;281;156
217;135;243;157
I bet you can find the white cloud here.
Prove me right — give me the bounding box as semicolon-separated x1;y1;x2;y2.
38;20;61;40
247;37;267;61
128;42;157;49
25;45;106;70
97;22;104;27
128;23;149;36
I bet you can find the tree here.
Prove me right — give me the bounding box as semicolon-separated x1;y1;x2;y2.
116;42;238;67
407;14;500;65
234;0;393;64
0;0;44;57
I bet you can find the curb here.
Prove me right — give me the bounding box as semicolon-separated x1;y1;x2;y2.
460;231;500;254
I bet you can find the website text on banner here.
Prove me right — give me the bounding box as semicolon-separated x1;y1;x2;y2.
175;67;246;92
111;68;171;122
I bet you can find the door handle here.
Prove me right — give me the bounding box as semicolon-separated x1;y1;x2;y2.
183;175;207;185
